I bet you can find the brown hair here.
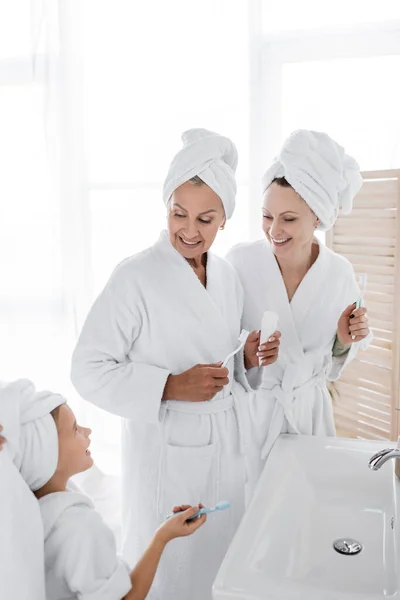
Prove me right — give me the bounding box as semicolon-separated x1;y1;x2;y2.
272;176;292;188
51;405;62;425
188;175;205;186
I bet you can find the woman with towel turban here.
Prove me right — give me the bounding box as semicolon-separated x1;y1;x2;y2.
71;129;251;600
227;130;372;484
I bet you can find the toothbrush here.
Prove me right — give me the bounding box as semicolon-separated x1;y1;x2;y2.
165;500;231;521
221;330;249;368
356;273;367;309
352;274;367;340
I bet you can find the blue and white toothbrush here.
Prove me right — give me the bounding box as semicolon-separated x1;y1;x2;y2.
166;500;231;521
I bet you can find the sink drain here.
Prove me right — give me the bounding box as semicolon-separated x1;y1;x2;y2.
333;538;363;555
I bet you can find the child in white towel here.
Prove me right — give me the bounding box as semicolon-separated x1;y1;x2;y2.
5;379;206;600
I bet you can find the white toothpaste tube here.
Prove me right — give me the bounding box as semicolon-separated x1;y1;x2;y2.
259;311;279;366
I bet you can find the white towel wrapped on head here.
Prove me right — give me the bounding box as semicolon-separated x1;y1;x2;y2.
2;379;66;491
163;128;238;219
262;129;363;231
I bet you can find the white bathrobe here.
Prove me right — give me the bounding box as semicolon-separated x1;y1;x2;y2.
227;238;371;480
39;481;132;600
71;230;250;600
0;384;46;600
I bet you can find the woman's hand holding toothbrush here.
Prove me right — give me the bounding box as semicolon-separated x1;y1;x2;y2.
162;364;229;402
337;304;370;345
337;273;370;345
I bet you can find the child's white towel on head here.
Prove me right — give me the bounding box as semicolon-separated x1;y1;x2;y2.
3;378;66;491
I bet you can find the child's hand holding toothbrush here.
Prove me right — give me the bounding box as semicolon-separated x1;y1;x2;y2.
156;504;206;544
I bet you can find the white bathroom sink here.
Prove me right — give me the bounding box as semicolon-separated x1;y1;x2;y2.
213;435;399;600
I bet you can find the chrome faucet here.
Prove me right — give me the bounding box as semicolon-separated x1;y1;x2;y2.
368;447;400;470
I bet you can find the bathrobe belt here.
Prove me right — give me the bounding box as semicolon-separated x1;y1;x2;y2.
159;394;247;455
260;367;326;460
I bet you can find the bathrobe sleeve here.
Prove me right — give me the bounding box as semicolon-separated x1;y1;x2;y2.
52;507;132;600
328;260;373;381
71;279;170;424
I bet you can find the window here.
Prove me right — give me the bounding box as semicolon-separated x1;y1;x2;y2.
261;0;400;33
79;0;250;299
0;2;77;403
253;22;400;190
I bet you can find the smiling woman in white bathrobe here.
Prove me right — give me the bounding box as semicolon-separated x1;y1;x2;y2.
227;130;372;481
71;129;251;600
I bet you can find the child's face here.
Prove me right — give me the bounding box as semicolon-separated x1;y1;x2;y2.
55;404;93;477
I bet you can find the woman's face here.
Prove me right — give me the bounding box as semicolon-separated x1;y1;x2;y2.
54;404;93;478
167;181;226;260
262;182;318;258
